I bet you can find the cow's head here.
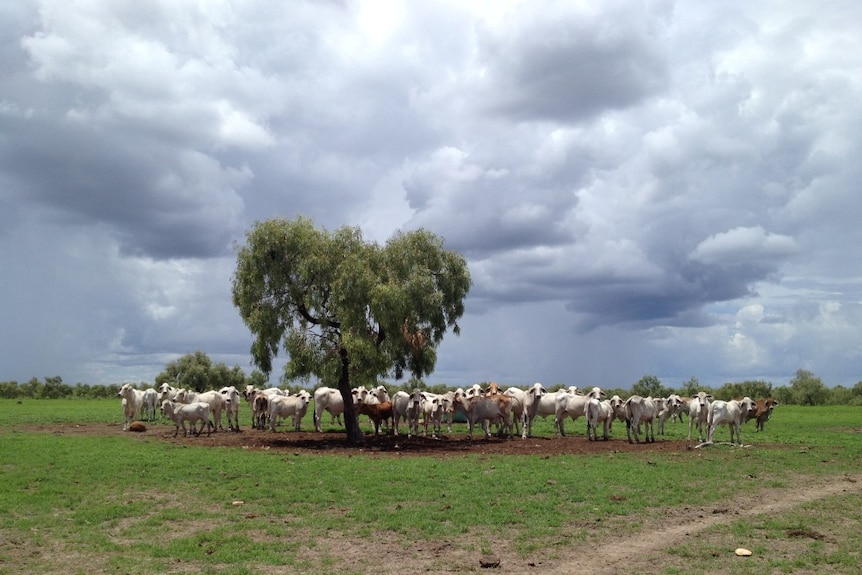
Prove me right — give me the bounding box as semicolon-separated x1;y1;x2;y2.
527;382;547;399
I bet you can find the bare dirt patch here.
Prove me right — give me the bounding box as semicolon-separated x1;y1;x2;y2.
38;421;727;457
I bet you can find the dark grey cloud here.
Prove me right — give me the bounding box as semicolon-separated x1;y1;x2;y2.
1;1;861;390
0;113;246;258
474;1;671;122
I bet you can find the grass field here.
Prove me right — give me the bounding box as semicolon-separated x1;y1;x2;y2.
1;399;860;574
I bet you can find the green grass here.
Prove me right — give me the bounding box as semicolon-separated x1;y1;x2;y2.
1;400;861;574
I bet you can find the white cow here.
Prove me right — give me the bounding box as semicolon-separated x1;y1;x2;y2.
406;388;424;437
418;391;446;437
391;390;411;435
157;382;180;404
312;386;365;431
162;400;213;437
519;382;548;438
687;391;713;442
624;395;658;444
220;386;241;431
192;390;226;432
707;396;756;446
268;391;312;432
526;385;577;437
439;389;460;432
608;395;626;432
657;394;684;435
555;390;589;437
118;383;145;431
453;393;514;440
354;385;391;429
313;387;344;432
141;388;159;422
503;386;528;438
584;387;611;441
247;389;270;430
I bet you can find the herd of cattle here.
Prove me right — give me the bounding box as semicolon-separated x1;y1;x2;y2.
118;381;779;446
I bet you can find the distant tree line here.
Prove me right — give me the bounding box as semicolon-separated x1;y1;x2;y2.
611;369;862;406
2;363;860;407
0;351;270;400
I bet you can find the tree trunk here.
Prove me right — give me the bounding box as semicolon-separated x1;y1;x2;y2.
338;347;364;445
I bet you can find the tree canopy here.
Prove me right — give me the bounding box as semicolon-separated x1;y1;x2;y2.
231;216;471;444
631;374;673;398
155;351;249;393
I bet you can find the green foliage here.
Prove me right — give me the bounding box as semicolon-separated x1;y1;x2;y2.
712;379;773;401
631;374;673;397
678;376;702;397
154;351;251;393
231;217;471;384
790;368;829;406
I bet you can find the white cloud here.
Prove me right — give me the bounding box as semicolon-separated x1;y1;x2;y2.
690;226;798;266
2;0;862;389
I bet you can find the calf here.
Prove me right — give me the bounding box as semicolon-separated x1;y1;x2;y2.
162;400;214;437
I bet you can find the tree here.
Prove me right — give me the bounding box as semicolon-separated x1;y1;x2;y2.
678;376;703;397
631;374;671;398
247;369;269;389
40;376;71;399
156;351;213;392
773;385;794;405
789;369;828;406
231;217;471;445
850;381;862;406
155;351;249;393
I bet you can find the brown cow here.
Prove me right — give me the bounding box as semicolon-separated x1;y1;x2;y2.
357;400;393;435
754;397;779;432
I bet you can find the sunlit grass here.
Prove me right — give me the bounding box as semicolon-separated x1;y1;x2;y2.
1;400;861;574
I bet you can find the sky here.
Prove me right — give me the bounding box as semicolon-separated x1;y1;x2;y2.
1;1;861;391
